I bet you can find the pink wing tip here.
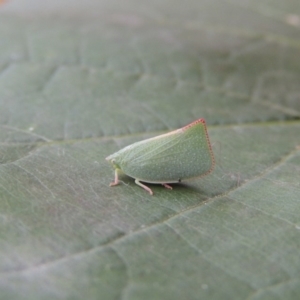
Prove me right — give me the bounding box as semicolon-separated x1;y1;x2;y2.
182;118;206;130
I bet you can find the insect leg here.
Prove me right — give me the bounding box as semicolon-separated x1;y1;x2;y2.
109;169;120;187
162;183;172;190
135;179;153;195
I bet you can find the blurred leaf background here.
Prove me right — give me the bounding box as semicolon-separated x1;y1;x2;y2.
0;0;300;299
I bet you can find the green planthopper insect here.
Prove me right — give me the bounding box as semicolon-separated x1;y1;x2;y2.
106;119;215;195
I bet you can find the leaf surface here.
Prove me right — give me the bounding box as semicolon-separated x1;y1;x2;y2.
0;1;300;299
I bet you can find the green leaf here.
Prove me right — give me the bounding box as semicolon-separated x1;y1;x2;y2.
0;0;300;299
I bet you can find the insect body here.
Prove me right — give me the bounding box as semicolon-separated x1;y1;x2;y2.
106;119;215;195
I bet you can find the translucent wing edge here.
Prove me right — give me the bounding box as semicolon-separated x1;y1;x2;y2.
182;118;215;178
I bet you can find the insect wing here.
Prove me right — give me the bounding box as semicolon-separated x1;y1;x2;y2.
118;119;214;183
